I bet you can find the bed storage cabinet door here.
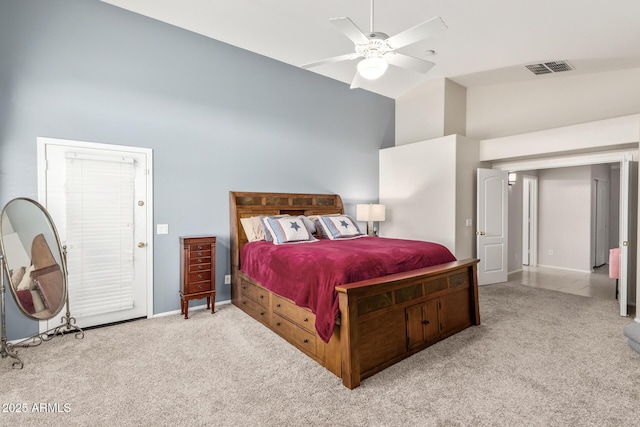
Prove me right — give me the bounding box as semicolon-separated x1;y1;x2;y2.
405;298;440;350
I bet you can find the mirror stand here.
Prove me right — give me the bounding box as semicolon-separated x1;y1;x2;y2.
1;249;84;369
0;253;23;368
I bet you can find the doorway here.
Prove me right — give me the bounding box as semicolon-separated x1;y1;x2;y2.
37;137;153;330
494;152;636;317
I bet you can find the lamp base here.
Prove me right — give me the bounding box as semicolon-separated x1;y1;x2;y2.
366;221;375;236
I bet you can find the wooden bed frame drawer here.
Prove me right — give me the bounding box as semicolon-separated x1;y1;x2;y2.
240;280;269;307
239;295;270;325
272;294;315;334
272;313;316;357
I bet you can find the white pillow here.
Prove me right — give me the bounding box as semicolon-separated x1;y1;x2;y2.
240;216;265;242
264;216;317;245
318;215;363;240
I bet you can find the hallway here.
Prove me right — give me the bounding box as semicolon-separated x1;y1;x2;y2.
510;265;616;300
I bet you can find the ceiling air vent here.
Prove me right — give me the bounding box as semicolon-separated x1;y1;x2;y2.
525;60;574;75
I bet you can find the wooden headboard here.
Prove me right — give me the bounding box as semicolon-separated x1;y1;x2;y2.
229;191;344;283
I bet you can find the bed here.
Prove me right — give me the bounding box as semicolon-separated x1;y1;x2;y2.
230;191;480;389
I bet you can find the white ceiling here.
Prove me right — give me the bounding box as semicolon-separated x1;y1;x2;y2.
101;0;640;99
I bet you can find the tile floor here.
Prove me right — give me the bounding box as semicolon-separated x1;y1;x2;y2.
509;264;618;300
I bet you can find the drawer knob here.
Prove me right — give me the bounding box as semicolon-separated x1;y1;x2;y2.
198;274;203;279
303;339;309;344
276;322;281;326
276;303;281;308
198;252;203;256
260;312;265;316
260;295;264;299
198;259;203;263
422;320;430;325
198;265;203;270
197;245;202;250
198;285;203;290
303;317;308;322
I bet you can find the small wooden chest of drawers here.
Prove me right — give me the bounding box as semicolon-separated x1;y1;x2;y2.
180;236;216;319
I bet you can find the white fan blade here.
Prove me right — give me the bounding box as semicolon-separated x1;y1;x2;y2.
350;71;364;89
386;52;435;74
330;17;370;45
386;16;447;49
301;52;359;69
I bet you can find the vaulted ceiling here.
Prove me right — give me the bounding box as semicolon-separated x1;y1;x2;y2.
101;0;640;99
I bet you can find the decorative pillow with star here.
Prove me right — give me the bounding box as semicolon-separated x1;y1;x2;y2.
318;215;363;240
264;216;317;245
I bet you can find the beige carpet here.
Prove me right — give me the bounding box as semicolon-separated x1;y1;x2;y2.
1;283;639;426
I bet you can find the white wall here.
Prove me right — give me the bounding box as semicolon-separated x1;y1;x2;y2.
538;166;593;272
379;135;457;251
467;67;640;141
379;134;479;259
455;135;480;259
395;78;467;146
396;79;446;145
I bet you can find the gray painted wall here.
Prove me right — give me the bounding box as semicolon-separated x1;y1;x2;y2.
0;0;394;339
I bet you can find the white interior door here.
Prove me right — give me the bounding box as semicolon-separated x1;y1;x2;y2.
619;156;637;317
37;138;153;329
477;168;508;285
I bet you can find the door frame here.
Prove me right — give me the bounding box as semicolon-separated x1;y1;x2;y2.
522;175;538;267
494;150;635;317
36;137;154;331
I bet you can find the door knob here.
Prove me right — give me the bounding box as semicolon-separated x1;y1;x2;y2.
138;242;146;248
476;231;486;236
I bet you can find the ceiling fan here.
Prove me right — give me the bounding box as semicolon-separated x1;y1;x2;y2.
301;0;447;88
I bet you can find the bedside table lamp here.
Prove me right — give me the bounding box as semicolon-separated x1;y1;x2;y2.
356;203;386;236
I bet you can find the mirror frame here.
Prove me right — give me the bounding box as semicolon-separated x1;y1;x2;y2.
0;197;68;320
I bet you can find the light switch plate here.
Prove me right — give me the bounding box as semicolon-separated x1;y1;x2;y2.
157;224;169;234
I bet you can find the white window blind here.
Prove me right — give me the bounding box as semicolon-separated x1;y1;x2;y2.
65;154;135;317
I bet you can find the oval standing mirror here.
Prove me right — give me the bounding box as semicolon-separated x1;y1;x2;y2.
0;198;67;320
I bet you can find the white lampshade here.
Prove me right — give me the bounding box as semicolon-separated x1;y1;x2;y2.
357;203;386;236
356;204;386;222
357;57;388;80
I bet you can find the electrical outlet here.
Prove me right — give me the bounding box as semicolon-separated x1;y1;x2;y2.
156;224;169;234
224;275;231;285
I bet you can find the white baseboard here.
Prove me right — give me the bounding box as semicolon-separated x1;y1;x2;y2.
535;264;593;274
152;299;231;318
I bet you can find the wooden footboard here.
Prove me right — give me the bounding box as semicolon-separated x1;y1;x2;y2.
336;258;479;388
229;191;480;389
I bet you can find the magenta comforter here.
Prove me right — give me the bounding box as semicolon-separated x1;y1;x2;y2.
240;236;456;343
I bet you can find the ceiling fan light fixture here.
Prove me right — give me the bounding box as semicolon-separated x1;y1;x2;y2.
357;56;388;80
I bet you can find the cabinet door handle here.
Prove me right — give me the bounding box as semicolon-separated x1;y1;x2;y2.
422;320;430;325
